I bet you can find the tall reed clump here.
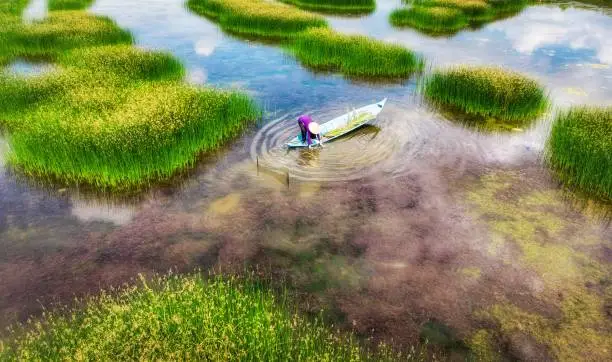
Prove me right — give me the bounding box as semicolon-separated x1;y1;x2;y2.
0;273;408;361
278;0;376;15
288;28;424;78
547;107;612;202
422;66;549;127
390;0;528;35
187;0;328;39
0;2;259;190
48;0;95;11
390;6;468;34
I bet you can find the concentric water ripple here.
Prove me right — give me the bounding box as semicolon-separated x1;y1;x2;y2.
249;99;551;182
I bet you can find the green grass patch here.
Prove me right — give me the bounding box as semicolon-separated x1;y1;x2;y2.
0;11;134;65
422;66;549;128
0;1;260;190
390;6;468;34
4;81;258;189
546;107;612;202
390;0;529;35
187;0;328;39
59;45;185;82
187;0;424;79
288;28;425;79
0;273;407;360
278;0;376;15
48;0;95;11
0;0;30;16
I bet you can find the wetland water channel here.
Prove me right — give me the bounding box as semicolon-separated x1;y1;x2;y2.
1;0;611;359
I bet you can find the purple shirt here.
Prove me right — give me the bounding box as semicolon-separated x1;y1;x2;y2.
297;115;315;145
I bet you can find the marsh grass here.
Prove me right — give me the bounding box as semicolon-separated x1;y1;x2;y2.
547;107;612;202
422;66;549;125
187;0;424;79
278;0;376;15
0;273;412;361
59;45;185;82
2;75;259;189
48;0;95;11
0;11;134;65
187;0;328;39
0;2;259;190
390;6;468;34
390;0;529;35
288;28;424;79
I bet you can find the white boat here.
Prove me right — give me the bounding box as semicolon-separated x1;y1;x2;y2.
286;98;387;148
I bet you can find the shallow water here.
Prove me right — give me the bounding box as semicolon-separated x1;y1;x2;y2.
0;0;611;359
3;60;54;77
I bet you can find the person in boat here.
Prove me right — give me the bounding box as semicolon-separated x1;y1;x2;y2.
297;115;321;148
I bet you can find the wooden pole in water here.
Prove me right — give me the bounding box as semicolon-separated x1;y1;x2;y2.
256;156;259;175
286;171;290;187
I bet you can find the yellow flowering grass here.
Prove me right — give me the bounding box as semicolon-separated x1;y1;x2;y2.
390;6;468;33
547;107;612;202
288;28;424;79
0;1;259;190
187;0;328;39
0;273;409;361
422;66;549;126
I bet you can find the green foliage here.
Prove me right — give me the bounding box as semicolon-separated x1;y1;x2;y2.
0;0;30;16
187;0;328;39
0;11;134;65
59;45;185;82
48;0;95;11
422;66;549;127
547;107;612;202
0;2;259;190
278;0;376;15
187;0;423;79
390;6;468;34
390;0;529;35
0;273;408;361
288;28;424;79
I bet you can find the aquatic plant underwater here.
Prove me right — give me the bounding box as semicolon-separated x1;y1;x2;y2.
0;0;260;190
0;273;421;361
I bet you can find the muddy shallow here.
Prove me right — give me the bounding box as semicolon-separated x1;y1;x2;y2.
1;0;611;360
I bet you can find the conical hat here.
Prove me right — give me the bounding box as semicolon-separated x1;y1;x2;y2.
308;122;320;135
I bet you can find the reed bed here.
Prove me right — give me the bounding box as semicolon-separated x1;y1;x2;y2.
187;0;328;39
547;107;612;202
278;0;376;14
2;72;258;189
0;273;411;361
0;0;29;16
59;45;185;82
422;66;549;125
48;0;95;11
288;28;425;78
390;6;468;33
0;2;259;190
186;0;423;79
390;0;528;34
0;11;134;63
